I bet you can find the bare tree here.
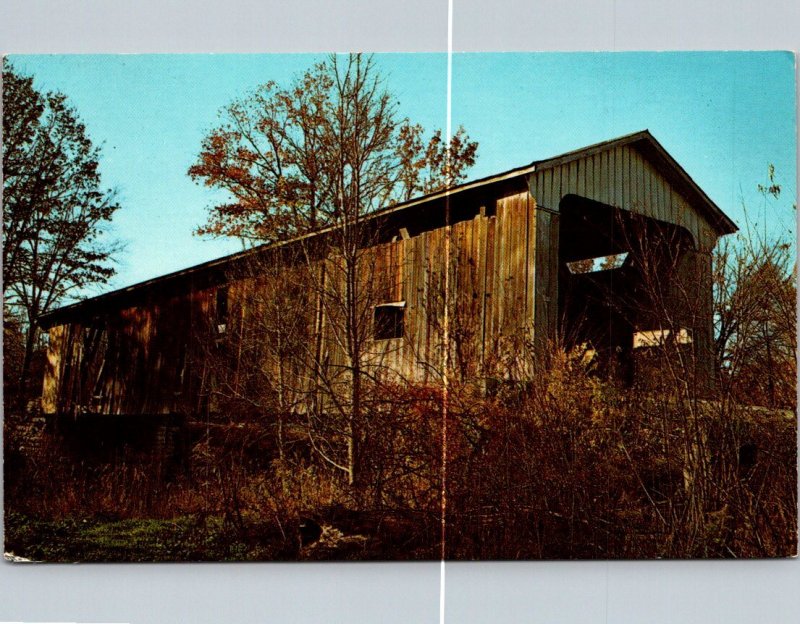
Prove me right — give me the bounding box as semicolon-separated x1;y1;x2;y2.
189;53;478;489
714;171;796;409
189;54;477;245
2;59;121;402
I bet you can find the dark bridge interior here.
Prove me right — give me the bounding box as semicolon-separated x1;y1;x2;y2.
557;194;694;382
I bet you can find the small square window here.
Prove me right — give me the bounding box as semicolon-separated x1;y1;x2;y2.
216;287;228;334
374;302;405;340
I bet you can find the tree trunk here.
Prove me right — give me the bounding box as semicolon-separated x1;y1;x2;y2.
277;357;286;462
764;322;775;407
18;322;39;410
347;358;362;488
344;235;363;491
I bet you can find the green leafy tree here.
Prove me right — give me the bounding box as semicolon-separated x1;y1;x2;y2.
2;59;121;403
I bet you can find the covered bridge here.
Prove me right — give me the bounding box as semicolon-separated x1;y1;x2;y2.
39;130;737;420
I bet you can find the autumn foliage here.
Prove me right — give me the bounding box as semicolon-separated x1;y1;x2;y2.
4;56;795;562
189;54;477;244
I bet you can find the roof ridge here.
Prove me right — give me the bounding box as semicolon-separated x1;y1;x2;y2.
38;130;736;326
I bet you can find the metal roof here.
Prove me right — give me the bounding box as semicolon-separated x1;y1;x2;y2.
38;130;737;327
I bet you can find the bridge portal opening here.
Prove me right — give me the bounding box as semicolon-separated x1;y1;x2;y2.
557;195;695;383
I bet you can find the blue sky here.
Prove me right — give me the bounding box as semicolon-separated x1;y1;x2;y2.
8;52;796;294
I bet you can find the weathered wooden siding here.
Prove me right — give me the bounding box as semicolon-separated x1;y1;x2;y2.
319;190;537;385
41;138;729;416
528;143;717;252
42;324;65;414
672;247;716;391
43;287;217;417
42;190;540;415
533;207;559;352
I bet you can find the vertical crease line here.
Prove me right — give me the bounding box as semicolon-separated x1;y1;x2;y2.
440;1;454;624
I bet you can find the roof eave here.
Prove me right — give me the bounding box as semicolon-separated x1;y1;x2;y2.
38;130;739;327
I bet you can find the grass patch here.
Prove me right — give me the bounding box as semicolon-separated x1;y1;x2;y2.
4;512;298;562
